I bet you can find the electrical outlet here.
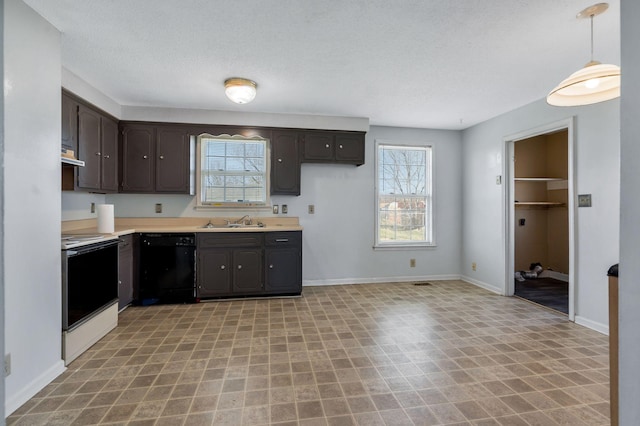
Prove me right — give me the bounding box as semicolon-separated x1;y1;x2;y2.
578;194;592;207
496;175;502;185
272;205;279;214
5;353;10;377
410;259;416;268
472;262;477;271
282;204;288;214
90;202;96;213
155;203;162;214
519;218;526;226
308;204;315;214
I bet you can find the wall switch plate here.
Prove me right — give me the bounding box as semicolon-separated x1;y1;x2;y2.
155;203;162;213
308;204;315;214
90;202;95;213
282;204;288;214
578;194;592;207
272;205;279;214
472;262;477;271
496;175;502;185
410;259;416;268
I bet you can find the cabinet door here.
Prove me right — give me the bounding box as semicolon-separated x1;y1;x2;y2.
121;125;155;192
156;127;191;193
303;132;334;161
335;133;365;165
265;248;301;294
118;235;134;310
271;130;300;195
61;93;78;153
100;116;119;192
232;248;263;294
197;249;232;297
77;105;102;190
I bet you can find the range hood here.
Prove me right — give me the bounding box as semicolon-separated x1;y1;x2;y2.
61;148;84;167
61;157;85;167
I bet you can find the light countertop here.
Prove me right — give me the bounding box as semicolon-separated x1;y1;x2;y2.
62;217;302;237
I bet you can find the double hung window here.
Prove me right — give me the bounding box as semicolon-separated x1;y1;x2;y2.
375;143;433;247
197;135;268;206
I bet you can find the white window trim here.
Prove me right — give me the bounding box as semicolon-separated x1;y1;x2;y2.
195;133;272;210
373;140;436;250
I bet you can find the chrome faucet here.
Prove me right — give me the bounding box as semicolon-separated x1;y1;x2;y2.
233;215;251;225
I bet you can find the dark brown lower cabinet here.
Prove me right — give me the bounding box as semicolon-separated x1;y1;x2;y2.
265;232;302;295
196;231;301;299
118;235;134;310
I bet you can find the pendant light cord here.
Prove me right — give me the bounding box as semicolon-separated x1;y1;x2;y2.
590;14;594;62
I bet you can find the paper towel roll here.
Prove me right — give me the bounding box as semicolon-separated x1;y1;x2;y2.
97;204;115;234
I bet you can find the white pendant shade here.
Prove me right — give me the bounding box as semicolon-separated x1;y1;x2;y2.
547;61;621;106
224;78;257;104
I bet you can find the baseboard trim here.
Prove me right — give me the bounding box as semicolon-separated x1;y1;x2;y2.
303;275;461;287
538;270;569;282
6;360;66;416
575;315;609;335
461;276;503;295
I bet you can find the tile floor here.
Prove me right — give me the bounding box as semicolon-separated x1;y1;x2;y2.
7;281;610;425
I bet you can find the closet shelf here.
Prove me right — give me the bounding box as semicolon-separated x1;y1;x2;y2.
514;178;566;181
515;201;565;207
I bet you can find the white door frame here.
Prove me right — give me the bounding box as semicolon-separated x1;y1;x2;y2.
503;117;576;321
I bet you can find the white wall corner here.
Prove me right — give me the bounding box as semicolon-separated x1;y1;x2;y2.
62;67;122;119
460;276;503;295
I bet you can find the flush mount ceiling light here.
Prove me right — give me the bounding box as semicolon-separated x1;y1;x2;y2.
547;3;620;107
224;78;257;104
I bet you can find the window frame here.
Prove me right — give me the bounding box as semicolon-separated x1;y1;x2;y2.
374;140;436;249
195;133;271;209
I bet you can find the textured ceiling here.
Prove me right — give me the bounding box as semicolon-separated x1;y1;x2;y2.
23;0;620;130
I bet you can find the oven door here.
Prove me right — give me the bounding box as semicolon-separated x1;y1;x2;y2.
62;239;119;331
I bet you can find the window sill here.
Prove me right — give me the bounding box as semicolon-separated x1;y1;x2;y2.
373;243;437;251
194;204;272;211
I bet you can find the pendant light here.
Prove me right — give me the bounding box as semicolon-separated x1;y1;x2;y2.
224;78;257;104
546;3;620;107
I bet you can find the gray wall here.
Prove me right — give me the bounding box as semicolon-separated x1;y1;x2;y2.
0;0;5;421
4;0;65;415
461;98;620;331
619;0;640;422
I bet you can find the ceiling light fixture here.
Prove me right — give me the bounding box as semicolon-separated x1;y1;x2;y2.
546;3;620;107
224;78;257;104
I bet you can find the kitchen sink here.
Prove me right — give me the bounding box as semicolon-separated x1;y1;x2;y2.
199;222;265;229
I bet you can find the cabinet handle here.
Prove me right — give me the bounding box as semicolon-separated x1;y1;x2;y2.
269;264;274;269
96;152;101;156
104;154;110;159
237;265;242;270
143;155;148;159
275;238;289;242
220;265;225;270
278;158;282;163
339;144;343;149
159;155;164;160
325;144;330;148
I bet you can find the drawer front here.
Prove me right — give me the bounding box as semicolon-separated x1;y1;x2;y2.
197;232;264;248
264;231;302;247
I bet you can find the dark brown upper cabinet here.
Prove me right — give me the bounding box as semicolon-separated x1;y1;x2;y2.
270;130;301;195
120;123;193;194
302;131;365;166
61;93;79;153
76;105;118;192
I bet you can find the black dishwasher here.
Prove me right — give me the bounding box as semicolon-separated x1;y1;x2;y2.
139;233;196;305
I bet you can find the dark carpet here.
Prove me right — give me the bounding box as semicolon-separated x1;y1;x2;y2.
514;277;569;314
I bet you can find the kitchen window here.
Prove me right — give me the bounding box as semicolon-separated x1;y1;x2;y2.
375;142;433;248
196;134;269;207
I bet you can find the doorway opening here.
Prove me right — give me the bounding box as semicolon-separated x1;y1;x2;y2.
505;119;575;319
